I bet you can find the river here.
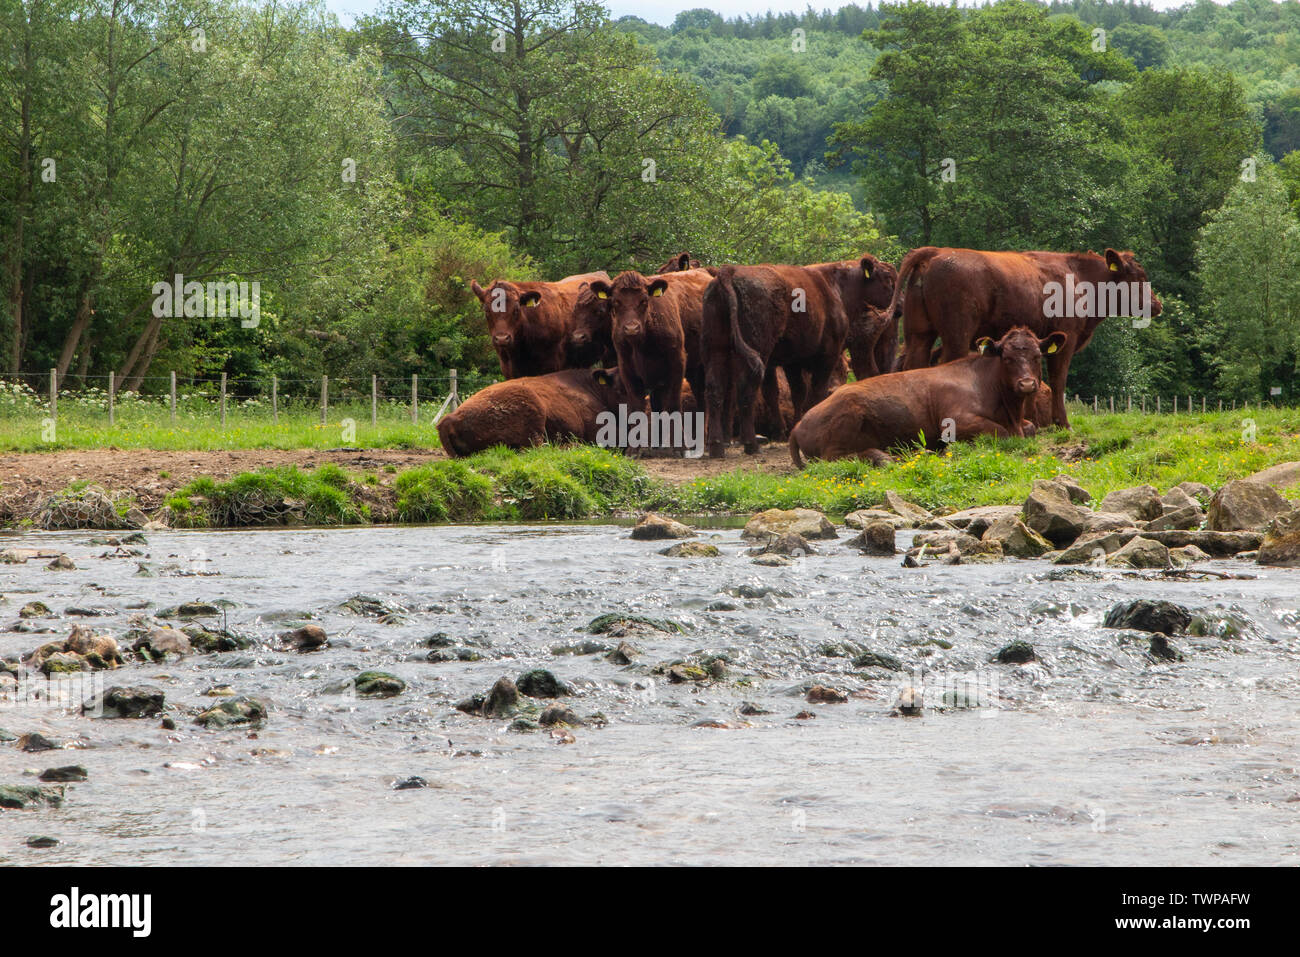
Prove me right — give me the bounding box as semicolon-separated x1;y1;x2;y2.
2;522;1298;865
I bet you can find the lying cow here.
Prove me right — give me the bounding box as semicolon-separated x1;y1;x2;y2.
789;327;1066;466
891;247;1160;427
437;368;628;457
470;272;609;378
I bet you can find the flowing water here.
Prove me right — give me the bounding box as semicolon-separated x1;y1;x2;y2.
2;522;1299;865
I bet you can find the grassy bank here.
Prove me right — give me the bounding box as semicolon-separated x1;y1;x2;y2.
142;407;1300;528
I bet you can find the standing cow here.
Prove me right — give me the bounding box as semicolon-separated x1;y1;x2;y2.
470;272;609;379
701;264;848;457
789;327;1067;466
891;247;1160;427
570;268;713;407
807;255;898;379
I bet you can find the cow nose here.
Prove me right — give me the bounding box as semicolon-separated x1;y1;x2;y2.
624;323;642;337
493;334;512;346
571;332;588;345
1017;377;1038;394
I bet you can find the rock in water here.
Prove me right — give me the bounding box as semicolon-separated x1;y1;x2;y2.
1149;634;1185;661
992;640;1037;664
741;508;837;541
806;685;848;704
630;513;695;540
748;531;817;557
516;669;571;698
195;696;268;729
1022;479;1089;546
1106;536;1171;569
1257;508;1300;567
659;541;720;558
0;785;64;810
982;516;1052;558
847;521;896;556
480;676;519;717
38;766;87;783
353;672;406;698
83;686;165;719
1207;480;1291;532
278;624;327;652
1103;599;1192;635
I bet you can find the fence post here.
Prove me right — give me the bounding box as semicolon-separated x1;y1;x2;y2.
321;375;328;425
1109;395;1114;413
49;368;56;423
1092;395;1098;413
220;372;227;426
170;371;176;423
371;374;377;429
1173;394;1178;414
1157;396;1162;413
1219;399;1223;411
411;373;418;424
1141;395;1146;413
108;371;115;426
450;368;459;411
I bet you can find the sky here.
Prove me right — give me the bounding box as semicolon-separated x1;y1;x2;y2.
324;0;1207;28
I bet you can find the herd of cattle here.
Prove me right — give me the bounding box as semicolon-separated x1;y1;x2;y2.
436;247;1161;465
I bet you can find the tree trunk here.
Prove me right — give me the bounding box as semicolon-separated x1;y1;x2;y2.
55;281;94;382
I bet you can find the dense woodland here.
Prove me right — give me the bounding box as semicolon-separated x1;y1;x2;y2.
2;0;1300;402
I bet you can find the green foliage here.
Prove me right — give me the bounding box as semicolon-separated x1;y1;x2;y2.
393;460;494;523
166;466;366;528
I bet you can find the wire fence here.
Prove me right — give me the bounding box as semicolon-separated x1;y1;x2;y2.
1070;393;1290;414
0;369;468;431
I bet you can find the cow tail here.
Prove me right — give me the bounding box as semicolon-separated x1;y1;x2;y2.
886;246;940;324
718;265;763;381
789;430;804;469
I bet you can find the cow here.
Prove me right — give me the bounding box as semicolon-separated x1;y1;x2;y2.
701;264;849;457
436;367;628;457
788;326;1067;466
584;271;692;414
656;251;701;273
890;247;1160;428
469;272;609;379
570;268;713;405
808;256;898;380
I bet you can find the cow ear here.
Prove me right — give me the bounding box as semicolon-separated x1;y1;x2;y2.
1040;332;1067;356
677;253;691;271
860;255;874;279
520;291;541;307
1105;248;1122;273
975;336;998;356
590;280;611;301
648;278;668;298
471;281;487;302
593;370;610;386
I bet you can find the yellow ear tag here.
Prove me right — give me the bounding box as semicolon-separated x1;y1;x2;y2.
863;266;871;278
1109;263;1118;272
651;287;664;297
977;338;992;354
1046;342;1059;354
596;291;608;299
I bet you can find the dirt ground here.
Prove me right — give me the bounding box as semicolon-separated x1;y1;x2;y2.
0;443;798;517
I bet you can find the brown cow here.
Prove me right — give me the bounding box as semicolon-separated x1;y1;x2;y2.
588;271;690;413
701;265;850;457
808;256;898;380
891;247;1160;428
789;327;1067;466
571;268;713;404
656;251;701;273
437;368;629;457
470;272;609;378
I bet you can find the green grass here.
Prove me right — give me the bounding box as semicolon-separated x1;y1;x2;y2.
165;463;366;527
0;383;439;451
675;406;1300;514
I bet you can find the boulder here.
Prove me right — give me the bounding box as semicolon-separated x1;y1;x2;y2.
1257;508;1300;567
1169;544;1211;566
1207;479;1292;532
846;521;896;556
1098;485;1163;522
741;508;837;541
1105;536;1171;569
1051;474;1091;504
1054;530;1139;564
908;530;1002;563
516;669;572;698
941;505;1022;537
278;624;327;652
1140;529;1262;557
195;696;268;729
992;640;1037;664
1175;480;1213;504
748;532;816;557
480;676;520;717
658;541;720;558
1103;599;1192;635
1022;479;1090;546
879;491;934;526
630;512;694;540
1144;505;1205;532
982;516;1052;558
844;508;908;530
1159;486;1200;512
0;785;64;810
84;685;165;719
538;705;583;727
1246;461;1300;493
133;627;193;661
353;671;406;698
806;685;848;704
46;555;75;571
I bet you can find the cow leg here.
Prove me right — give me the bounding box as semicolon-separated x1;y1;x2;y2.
952;415;1015;440
802;359;836;416
901;330;934;370
783;367;807;424
760;367;785;443
737;357;765;455
1046;345;1073;429
705;359;730;458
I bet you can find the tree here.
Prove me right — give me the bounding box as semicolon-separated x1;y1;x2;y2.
1195;160;1300;400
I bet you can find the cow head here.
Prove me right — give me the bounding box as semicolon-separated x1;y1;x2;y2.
656;251;697;274
589;367;630;407
470;279;542;353
976;327;1067;397
569;281;612;366
594;271;665;343
1102;249;1162;317
853;253;898;309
